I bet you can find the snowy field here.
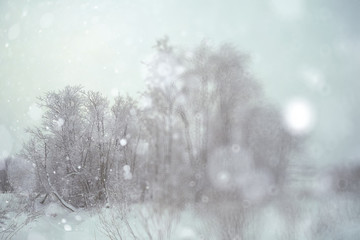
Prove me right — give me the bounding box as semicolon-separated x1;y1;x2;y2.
2;191;360;240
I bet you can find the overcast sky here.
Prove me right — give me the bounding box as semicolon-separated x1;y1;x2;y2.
0;0;359;166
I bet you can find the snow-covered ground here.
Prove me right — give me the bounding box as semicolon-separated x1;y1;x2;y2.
2;192;359;240
3;196;213;240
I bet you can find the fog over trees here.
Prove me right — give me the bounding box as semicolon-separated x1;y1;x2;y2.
1;39;360;240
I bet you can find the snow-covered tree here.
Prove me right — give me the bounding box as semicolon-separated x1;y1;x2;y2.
139;38;302;207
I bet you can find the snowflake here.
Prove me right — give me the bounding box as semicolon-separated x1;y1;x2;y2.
283;97;315;135
120;138;127;146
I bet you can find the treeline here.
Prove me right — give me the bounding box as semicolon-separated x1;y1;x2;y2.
10;38;301;210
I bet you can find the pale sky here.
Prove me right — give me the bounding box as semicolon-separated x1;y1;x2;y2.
1;0;359;166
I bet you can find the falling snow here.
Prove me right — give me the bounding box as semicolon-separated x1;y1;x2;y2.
120;138;127;146
0;1;359;239
63;224;72;231
283;98;315;135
